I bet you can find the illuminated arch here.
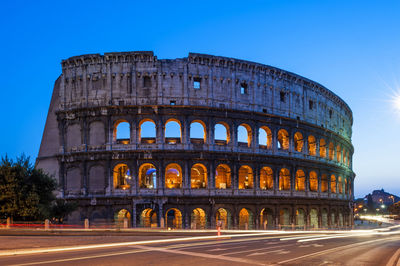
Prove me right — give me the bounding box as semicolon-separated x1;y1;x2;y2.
165;119;182;144
308;135;316;156
113;164;131;190
140;208;157;228
238;123;252;147
260;208;274;229
321;209;328;228
295;170;305;191
191;208;207;229
321;174;328;192
238;165;254;189
277;129;289;150
190;120;206;143
138;163;157;189
113;120;130;144
279;168;291;190
336;145;342;162
214;122;230;145
330;174;337;193
215;164;231;189
115;209;131;227
310;209;319;229
259;126;272;149
260;167;273;190
239;208;254;230
319;139;327;158
165;163;182;189
329;142;334;160
279;208;290;226
338;176;343;194
294;132;304;152
216;208;232;229
296;208;306;227
139;119;156;144
309;171;318;192
165;208;182;229
190;163;207;189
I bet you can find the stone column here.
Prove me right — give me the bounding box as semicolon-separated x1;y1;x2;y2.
132;203;137;228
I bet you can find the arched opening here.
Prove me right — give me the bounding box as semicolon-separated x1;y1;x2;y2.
279;168;291;191
113;120;130;144
345;178;349;195
140;119;156;144
295;170;305;191
239;208;254;230
330;175;337;193
215;164;231;189
329;142;334;160
308;135;316;156
321;209;328;228
191;208;207;229
343;150;347;165
309;171;318;192
296;209;306;228
294;132;304;152
190;121;206;144
338;176;343;194
331;212;336;228
115;209;131;227
165;119;181;144
238;165;254;189
277;129;289;150
238;124;252;147
113;164;131;190
279;208;290;226
260;167;273;190
214;122;230;145
321;174;328;192
259;126;272;149
165;208;182;229
319;139;327;158
140;208;157;228
260;208;274;229
336;145;342;162
338;212;344;227
310;209;319;229
138;163;157;189
165;163;182;189
216;208;232;229
190;163;207;189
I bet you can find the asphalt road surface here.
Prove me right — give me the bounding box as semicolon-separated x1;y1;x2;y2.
1;229;400;266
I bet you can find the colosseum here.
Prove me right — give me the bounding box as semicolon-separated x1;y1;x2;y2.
37;51;355;230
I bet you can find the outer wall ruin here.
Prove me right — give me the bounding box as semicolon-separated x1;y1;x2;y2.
37;51;355;229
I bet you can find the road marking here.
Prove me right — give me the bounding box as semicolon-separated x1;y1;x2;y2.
280;234;329;241
133;245;267;265
297;232;372;242
221;243;295;256
386;247;400;266
207;248;227;251
247;249;290;256
276;238;390;264
7;249;149;266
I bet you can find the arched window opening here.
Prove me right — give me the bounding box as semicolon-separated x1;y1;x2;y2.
277;129;289;150
165;163;182;189
190;121;206;144
114;121;130;144
295;170;305;191
330;175;337;193
308;135;316;156
113;164;131;190
260;167;273;190
309;171;318;192
191;208;207;229
343;150;347;165
190;163;207;189
165;120;181;144
214;122;230;145
338;176;343;194
321;209;328;228
296;209;306;227
310;209;319;229
279;168;291;191
140;208;157;228
331;212;336;228
279;208;290;226
260;208;274;229
336;145;342;162
239;208;254;230
215;164;231;189
216;208;232;229
329;142;334;160
165;208;182;229
115;209;131;227
338;213;344;227
345;178;348;195
294;132;304;152
319;139;327;158
139;163;157;189
321;174;328;192
238;124;252;147
259;126;272;149
238;165;254;189
140;120;156;144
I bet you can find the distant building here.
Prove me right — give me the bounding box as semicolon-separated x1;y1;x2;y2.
367;189;399;205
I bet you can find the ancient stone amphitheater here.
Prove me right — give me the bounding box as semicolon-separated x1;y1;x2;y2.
37;51;355;230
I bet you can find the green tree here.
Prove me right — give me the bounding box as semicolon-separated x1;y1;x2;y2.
51;199;78;223
0;155;57;220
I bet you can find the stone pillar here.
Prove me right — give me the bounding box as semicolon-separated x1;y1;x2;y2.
272;127;278;154
208;120;215;146
132;203;137;228
158;203;164;228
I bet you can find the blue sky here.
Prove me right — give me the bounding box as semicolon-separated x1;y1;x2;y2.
1;0;400;198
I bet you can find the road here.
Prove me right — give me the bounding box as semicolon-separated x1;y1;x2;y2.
0;228;400;266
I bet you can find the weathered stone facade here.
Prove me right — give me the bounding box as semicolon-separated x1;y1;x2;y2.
37;51;355;229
